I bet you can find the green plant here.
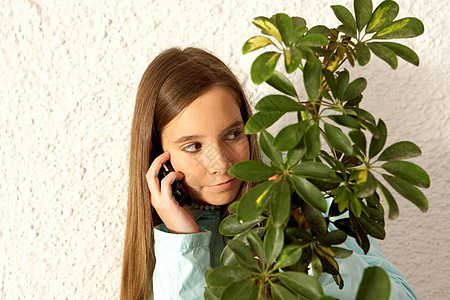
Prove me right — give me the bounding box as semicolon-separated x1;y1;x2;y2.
205;0;428;299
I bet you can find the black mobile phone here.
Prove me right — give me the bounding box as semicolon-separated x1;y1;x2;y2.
156;157;193;207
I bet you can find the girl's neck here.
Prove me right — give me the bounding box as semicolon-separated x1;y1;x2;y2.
191;200;221;211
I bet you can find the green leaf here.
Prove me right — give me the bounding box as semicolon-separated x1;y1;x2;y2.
366;0;399;33
260;129;283;165
291;162;335;179
377;42;419;66
314;244;340;275
359;213;386;239
219;214;265;236
205;267;224;298
301;201;328;236
295;34;329;47
303;56;322;101
373;17;424;39
296;45;317;64
253;17;283;44
286;226;312;243
242;36;275;54
266;70;298;97
324;123;353;155
246;230;267;265
264;226;284;263
382;174;428;212
336;70;349;100
270;179;291;227
359;123;379;140
304;123;321;159
274;245;303;269
349;211;370;253
330;115;361;130
284;47;303;73
349;191;363;218
369;119;387;159
274;121;308;151
245;111;284;134
354;0;373;31
345;44;357;67
378;181;399;219
354;169;378;198
220;245;238;266
331;5;357;36
227;240;260;271
378;141;421;161
228;201;239;214
307;25;331;36
349;130;367;154
251;51;281;84
228;160;276;182
350;107;376;125
323;69;337;96
367;42;398;69
286;143;306;167
335;185;350;212
337;24;357;38
249;284;267;300
237;180;274;222
271;283;297;300
355;42;371;66
277;272;324;299
275;13;295;46
330;246;353;259
356;266;391;300
345;94;363;107
255;95;304;112
342;77;367;102
290;174;327;212
292;16;307;29
292;25;308;43
204;287;220;300
311;251;323;278
317;230;348;245
382;160;430;188
220;279;257;300
206;265;252;287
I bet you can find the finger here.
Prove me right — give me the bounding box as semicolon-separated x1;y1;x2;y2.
160;171;185;200
268;174;279;181
146;152;170;194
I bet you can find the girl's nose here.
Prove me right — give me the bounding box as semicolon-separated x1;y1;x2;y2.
206;144;234;176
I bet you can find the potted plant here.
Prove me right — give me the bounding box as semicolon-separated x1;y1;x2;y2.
205;0;429;299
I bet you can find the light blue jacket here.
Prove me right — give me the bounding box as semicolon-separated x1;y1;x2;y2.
152;207;418;300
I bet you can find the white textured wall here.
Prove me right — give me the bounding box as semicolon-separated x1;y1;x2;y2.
1;0;448;299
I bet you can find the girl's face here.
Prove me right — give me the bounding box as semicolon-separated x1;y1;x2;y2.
160;86;250;206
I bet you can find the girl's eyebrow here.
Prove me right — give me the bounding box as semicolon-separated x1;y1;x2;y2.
172;120;244;144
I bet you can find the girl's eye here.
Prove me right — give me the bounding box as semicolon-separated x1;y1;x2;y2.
183;142;201;153
226;129;243;140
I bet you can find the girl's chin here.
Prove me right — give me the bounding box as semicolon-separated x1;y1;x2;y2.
186;181;243;206
189;190;238;206
194;194;235;206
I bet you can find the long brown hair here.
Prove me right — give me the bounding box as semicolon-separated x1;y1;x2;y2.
120;47;261;299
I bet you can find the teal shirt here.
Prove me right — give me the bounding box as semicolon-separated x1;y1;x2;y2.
152;207;418;300
152;208;223;299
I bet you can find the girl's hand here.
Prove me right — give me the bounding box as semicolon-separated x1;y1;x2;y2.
146;152;199;234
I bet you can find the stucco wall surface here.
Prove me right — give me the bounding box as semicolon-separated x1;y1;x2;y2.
1;0;449;299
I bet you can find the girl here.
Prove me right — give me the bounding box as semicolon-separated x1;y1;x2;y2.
120;47;417;300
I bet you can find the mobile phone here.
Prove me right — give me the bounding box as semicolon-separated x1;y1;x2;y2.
156;158;193;207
